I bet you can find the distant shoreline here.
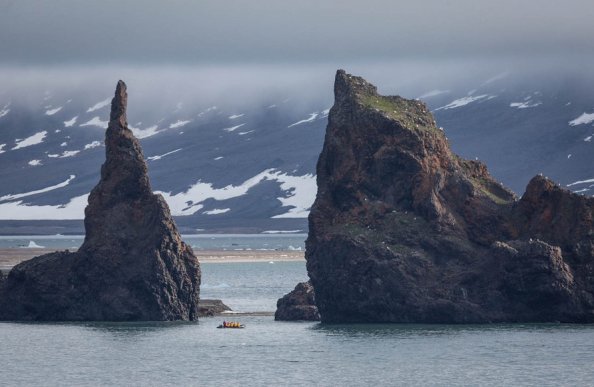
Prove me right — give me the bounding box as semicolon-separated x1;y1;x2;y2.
0;248;305;274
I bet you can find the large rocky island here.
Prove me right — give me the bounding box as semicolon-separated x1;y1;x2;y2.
0;81;201;321
279;70;594;324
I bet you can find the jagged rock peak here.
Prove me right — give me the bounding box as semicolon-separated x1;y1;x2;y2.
109;80;128;125
334;69;378;102
0;81;201;321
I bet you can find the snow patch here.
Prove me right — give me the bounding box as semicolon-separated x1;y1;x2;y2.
28;159;42;166
482;72;509;85
435;95;490;110
510;101;542;109
147;148;182;161
12;131;47;150
0;175;76;202
84;141;102;150
569;112;594;126
203;208;230;215
86;98;110;112
567;178;594;187
45;106;62;116
48;150;80;158
288;113;318;128
169;120;191;129
223;123;245;132
80;116;108;128
0;103;10;118
0;194;88;220
131;125;161;139
158;169;316;217
418;89;449;99
271;172;317;218
64;116;78;127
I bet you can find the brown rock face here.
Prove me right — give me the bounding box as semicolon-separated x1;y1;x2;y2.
275;281;320;321
298;70;594;323
0;81;201;321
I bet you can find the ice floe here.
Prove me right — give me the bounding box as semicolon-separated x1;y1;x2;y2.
223;123;245;132
28;160;42;166
214;156;224;160
86;98;110;113
80;116;108;128
169;120;191;129
585;136;592;142
261;230;302;234
203;208;230;215
569;112;594;126
147;148;182;161
60;142;68;147
288;113;318;128
26;241;45;248
0;175;75;202
228;114;244;119
0;144;5;154
84;141;102;150
64;116;78;127
45;106;62;116
435;95;490;110
238;130;254;136
12;131;48;150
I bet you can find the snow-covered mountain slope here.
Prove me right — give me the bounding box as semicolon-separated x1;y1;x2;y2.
0;72;592;234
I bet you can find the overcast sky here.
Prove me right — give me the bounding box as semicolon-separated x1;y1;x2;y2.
1;0;594;66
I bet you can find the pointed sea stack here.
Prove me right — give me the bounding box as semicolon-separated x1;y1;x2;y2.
0;81;201;321
291;70;594;324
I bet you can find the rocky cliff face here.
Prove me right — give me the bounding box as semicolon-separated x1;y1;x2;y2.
302;70;594;323
0;81;201;321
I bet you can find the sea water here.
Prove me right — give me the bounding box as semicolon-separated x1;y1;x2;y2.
0;234;307;251
2;237;594;385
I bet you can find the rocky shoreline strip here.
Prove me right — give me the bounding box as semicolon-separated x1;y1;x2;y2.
0;248;304;274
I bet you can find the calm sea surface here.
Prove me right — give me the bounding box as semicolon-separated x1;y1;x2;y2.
2;235;594;386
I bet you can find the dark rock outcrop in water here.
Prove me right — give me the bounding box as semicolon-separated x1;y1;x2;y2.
297;70;594;324
0;81;201;321
275;281;320;321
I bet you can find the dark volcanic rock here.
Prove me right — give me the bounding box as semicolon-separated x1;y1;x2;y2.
198;299;232;317
0;81;201;321
275;281;320;321
295;70;594;324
